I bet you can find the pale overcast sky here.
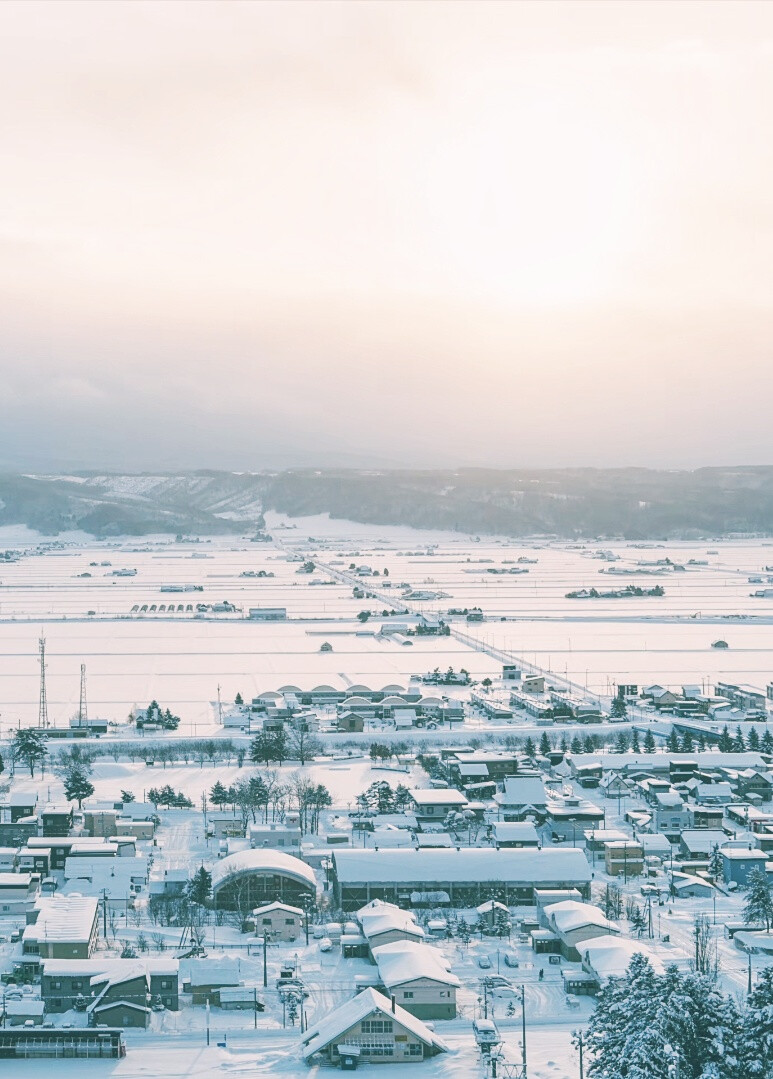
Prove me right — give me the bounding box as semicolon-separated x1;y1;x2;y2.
1;1;772;471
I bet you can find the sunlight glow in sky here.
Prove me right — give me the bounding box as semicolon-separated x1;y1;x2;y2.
1;1;772;471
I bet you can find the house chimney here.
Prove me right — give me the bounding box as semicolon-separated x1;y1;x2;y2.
391;995;396;1013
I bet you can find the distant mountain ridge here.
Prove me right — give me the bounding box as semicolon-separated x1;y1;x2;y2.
1;467;773;538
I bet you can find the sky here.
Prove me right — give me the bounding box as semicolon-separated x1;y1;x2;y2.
1;0;772;473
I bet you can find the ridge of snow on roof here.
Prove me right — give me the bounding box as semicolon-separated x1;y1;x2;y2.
544;900;619;935
358;903;425;941
334;847;591;884
42;958;178;977
211;849;316;890
372;941;460;989
300;986;448;1060
252;901;304;916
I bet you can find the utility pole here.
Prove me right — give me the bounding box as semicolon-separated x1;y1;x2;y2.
38;634;49;729
217;684;223;726
78;663;87;727
101;889;108;938
253;986;258;1029
574;1031;584;1079
262;933;268;988
521;983;527;1078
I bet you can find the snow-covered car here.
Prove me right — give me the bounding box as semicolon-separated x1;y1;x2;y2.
503;954;519;968
319;937;333;952
483;976;512;988
477;955;492;969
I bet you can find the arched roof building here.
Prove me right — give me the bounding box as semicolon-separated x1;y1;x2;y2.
211;850;317;911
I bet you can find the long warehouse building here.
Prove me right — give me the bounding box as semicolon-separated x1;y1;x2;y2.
330;847;591;911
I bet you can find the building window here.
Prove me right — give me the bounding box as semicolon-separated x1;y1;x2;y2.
407;1044;422;1057
285;919;295;926
362;1020;393;1034
403;991;414;999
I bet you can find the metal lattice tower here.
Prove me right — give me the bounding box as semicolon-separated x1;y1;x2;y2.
38;634;49;728
78;663;88;727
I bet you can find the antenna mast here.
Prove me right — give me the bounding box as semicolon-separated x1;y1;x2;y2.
78;663;88;727
38;634;49;728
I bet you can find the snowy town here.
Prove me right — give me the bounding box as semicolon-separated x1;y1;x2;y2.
3;575;773;1079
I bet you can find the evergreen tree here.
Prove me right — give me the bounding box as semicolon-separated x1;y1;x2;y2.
583;735;595;753
718;725;733;752
570;736;583;754
121;790;135;803
680;729;694;752
64;766;95;808
539;732;551;757
187;866;213;906
761;729;773;755
559;735;568;753
614;731;630;753
748;726;761;751
644;728;656;753
708;844;724;881
734;725;747;752
742;965;773;1077
698;733;708;751
456;920;472;946
12;728;47;776
611;696;627;719
210;781;229;809
666;727;680;753
631;728;640;753
629;904;647;938
745;866;773;931
523;736;536;758
234;692;243;706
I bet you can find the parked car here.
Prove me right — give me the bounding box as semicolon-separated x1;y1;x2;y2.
483;976;512;988
477;955;492;969
319;937;333;952
503;954;519;968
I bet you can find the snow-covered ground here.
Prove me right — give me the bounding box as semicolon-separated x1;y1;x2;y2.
8;1025;585;1079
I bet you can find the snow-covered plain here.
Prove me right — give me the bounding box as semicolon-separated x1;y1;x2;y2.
1;519;772;731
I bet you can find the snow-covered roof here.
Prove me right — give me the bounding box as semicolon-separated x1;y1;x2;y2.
679;829;727;853
544;900;619;936
42;958;178;977
211;849;316;892
301;987;448;1060
408;788;468;806
334;847;591;885
476;900;508;915
358;902;424;942
571;752;767;771
372;941;460;989
5;1000;45;1017
24;895;98;944
0;872;33;888
581;936;664;982
186;958;241;987
252;901;304;917
497;775;547;807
